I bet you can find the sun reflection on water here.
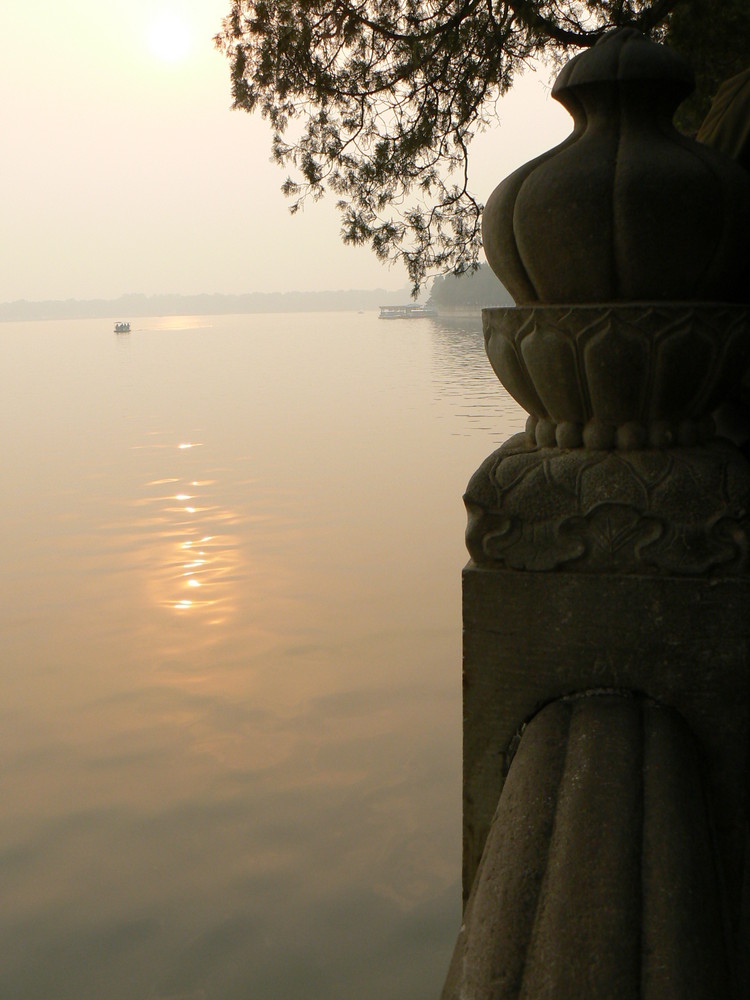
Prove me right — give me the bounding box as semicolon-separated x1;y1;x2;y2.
138;442;241;622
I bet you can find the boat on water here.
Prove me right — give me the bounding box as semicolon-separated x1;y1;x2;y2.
114;321;131;334
378;304;437;320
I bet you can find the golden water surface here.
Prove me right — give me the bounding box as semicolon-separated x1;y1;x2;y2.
1;312;524;1000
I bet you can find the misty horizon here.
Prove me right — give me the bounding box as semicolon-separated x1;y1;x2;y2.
2;3;568;305
0;286;425;323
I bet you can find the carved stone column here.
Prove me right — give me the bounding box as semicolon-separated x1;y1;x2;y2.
442;28;750;999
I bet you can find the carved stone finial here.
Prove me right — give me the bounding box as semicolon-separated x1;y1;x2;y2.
479;30;750;451
447;29;750;1000
482;28;750;305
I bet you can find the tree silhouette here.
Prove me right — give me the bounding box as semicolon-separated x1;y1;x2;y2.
216;0;750;290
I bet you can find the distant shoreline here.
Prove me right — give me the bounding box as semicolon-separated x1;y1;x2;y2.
0;288;417;323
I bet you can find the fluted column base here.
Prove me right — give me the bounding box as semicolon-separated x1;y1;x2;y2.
443;693;732;999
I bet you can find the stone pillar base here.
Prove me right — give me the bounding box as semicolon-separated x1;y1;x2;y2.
461;564;750;985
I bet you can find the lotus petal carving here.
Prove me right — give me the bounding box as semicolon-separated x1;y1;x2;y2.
483;305;750;449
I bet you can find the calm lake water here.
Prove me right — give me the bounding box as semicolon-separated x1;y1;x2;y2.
1;311;525;1000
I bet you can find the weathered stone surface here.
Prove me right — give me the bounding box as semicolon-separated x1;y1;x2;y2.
698;66;750;171
465;434;750;575
443;693;731;999
482;29;750;305
444;23;750;1000
483;304;750;445
460;566;750;962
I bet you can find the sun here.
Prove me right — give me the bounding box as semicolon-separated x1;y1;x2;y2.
148;12;192;63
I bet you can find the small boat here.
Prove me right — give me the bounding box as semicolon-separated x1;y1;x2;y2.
379;304;437;320
114;321;131;333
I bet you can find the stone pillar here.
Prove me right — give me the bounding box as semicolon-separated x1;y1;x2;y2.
442;28;750;1000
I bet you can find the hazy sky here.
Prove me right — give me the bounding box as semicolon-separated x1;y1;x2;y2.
2;1;570;301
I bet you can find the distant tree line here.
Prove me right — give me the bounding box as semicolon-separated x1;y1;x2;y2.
428;265;513;312
0;289;414;323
